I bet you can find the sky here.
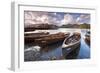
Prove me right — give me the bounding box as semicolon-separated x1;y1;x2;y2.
24;11;90;26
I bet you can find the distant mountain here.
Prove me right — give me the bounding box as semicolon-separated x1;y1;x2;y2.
60;23;90;29
24;23;58;32
80;23;90;29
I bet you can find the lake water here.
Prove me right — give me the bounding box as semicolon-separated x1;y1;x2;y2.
24;28;90;61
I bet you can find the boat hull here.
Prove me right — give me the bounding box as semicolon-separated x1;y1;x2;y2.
24;32;49;44
62;32;81;59
34;33;70;46
62;40;80;58
85;36;90;46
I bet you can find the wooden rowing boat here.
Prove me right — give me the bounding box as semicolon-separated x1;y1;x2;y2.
24;32;49;44
34;32;70;46
62;32;81;56
85;31;90;46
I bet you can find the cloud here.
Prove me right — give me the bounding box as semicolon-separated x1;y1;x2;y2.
76;14;90;24
24;11;60;26
61;14;75;25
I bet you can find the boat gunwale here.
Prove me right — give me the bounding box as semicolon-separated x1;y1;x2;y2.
62;34;81;48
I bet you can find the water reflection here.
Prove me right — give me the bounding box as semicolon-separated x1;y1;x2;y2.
77;37;90;59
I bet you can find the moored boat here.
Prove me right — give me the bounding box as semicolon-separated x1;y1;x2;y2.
24;32;49;44
24;32;49;36
62;32;81;56
34;32;70;46
85;31;90;46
